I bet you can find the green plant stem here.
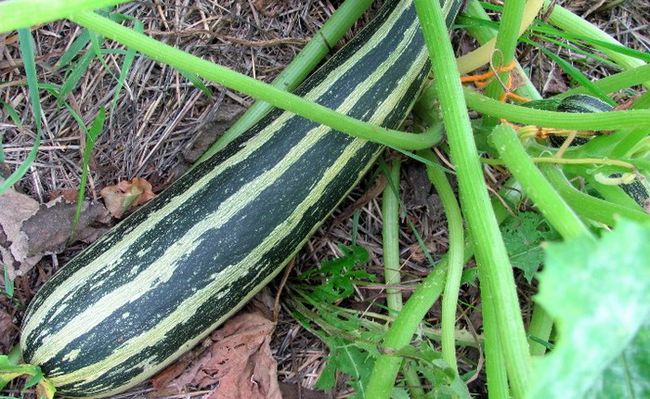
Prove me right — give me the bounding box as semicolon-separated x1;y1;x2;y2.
403;361;426;399
69;11;439;151
0;0;130;32
364;252;449;397
71;108;105;242
544;0;650;90
490;124;591;240
198;0;374;161
481;289;509;399
543;166;650;225
7;345;22;364
317;300;482;348
459;4;557;358
464;87;650;130
461;0;541;101
632;91;650;110
585;176;643;211
484;0;527;111
527;307;553;356
461;0;494;45
414;0;543;127
415;1;531;396
392;2;530;398
382;159;403;317
365;196;512;399
420;150;464;372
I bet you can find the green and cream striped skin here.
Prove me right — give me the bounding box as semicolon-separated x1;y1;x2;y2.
21;0;460;396
523;94;614;146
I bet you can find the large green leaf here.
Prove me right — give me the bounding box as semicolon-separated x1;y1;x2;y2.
529;220;650;399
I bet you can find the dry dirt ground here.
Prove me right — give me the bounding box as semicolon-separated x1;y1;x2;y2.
1;0;649;398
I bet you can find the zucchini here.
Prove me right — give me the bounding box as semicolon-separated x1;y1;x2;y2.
621;178;650;210
523;94;613;147
20;0;461;397
607;173;650;210
552;94;613;146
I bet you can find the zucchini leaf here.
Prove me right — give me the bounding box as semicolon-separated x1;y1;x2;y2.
529;220;650;399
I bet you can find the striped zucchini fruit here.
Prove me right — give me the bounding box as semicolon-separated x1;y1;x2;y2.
523;94;613;146
21;0;461;397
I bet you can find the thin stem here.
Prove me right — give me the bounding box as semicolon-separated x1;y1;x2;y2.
480;156;637;171
382;159;403;317
412;1;531;397
464;87;650;130
365;263;448;398
69;11;439;150
543;166;650;225
403;362;426;399
527;307;553;356
490;124;591;240
198;0;375;160
364;196;512;398
420;150;464;372
0;29;42;195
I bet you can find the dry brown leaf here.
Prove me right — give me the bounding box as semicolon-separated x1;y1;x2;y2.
1;186;43;278
22;197;111;255
100;177;155;218
152;310;280;399
1;185;111;278
0;307;18;353
48;189;79;203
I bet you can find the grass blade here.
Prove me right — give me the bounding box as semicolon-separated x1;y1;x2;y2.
56;29;91;70
0;29;42;195
3;265;14;298
110;16;143;112
524;38;614;105
1;100;22;127
179;70;213;98
57;49;93;106
70;107;106;241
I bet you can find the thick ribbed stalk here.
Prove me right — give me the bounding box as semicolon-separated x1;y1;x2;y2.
412;1;531;397
199;0;374;160
382;159;403;316
464;87;650;130
490;124;591;240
